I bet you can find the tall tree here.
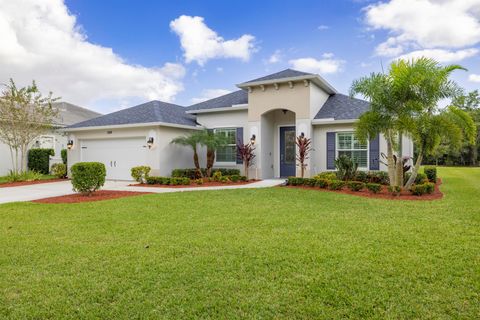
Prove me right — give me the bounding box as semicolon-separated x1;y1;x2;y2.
171;131;205;178
201;130;228;177
0;79;58;173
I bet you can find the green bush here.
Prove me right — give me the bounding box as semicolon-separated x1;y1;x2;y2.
70;162;106;195
315;178;329;188
239;175;248;182
347;181;365;192
194;178;204;185
172;177;190;185
171;168;240;179
354;171;368;183
387;185;402;196
287;177;305;186
230;175;240;182
28;148;54;174
424;166;437;183
416;173;429;184
425;182;435;194
367;171;390;185
409;184;429;196
366;183;382;194
313;172;337;180
50;163;67;178
328;180;345;190
219;176;231;183
304;178;316;187
335;155;358;181
131;166;151;183
146;176;162;185
61;149;67;165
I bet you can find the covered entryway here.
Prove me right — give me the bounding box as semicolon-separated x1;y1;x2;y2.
279;126;296;177
80;137;147;180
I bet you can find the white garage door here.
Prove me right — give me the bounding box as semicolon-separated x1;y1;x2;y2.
81;137;147;180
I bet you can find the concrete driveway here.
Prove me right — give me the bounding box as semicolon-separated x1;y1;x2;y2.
0;179;285;204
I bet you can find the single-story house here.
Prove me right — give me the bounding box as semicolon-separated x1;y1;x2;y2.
0;102;101;175
64;69;413;180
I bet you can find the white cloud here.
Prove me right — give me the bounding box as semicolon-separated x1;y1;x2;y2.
216;67;224;73
0;0;185;111
289;54;345;74
397;48;479;63
469;74;480;82
267;50;282;64
170;15;256;66
365;0;480;59
190;89;232;104
318;25;329;30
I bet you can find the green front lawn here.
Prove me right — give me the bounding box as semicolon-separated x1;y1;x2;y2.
1;167;479;318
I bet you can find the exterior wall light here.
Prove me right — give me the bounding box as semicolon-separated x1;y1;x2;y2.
66;140;74;150
250;134;256;145
300;132;305;138
147;137;154;149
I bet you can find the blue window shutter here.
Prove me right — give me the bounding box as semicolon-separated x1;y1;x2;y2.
236;127;244;164
326;132;336;170
369;134;380;170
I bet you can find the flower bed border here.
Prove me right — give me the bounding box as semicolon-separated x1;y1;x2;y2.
32;190;152;204
130;180;259;188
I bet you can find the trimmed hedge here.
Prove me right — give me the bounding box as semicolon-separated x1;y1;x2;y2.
131;166;151;183
71;162;106;195
50;163;67;178
28;148;54;174
313;172;337;180
315;178;329;188
347;181;365;192
328;180;345;190
61;149;67;165
172;168;240;179
146;176;190;185
410;182;435;195
424;166;437;183
366;183;382;194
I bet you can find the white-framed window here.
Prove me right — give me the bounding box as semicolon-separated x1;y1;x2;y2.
215;128;237;163
336;132;368;168
34;135;55;149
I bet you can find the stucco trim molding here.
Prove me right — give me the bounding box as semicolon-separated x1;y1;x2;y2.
311;118;357;125
186;105;248;114
62;121;202;132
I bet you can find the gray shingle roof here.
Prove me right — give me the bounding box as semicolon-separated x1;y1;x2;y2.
244;68;314;83
314;94;370;120
187;90;248;111
68;100;197;128
53;102;101;126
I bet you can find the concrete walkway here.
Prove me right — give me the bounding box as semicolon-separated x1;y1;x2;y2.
0;179;285;204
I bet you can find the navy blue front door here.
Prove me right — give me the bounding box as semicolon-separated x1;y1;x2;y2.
280;126;296;177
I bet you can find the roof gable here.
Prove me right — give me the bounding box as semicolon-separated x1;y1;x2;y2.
244;69;314;83
187;90;248;111
314;94;370;120
53;102;101;126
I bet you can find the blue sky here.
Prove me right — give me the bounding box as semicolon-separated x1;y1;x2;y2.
1;0;479;112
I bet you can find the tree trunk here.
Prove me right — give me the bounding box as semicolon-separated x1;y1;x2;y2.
244;161;249;180
21;144;28;172
395;134;404;187
386;134;396;186
193;147;203;178
206;148;215;177
405;150;423;188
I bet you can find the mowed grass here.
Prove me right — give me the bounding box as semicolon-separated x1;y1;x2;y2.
0;167;479;319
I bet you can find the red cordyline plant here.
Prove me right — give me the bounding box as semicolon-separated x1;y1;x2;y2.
296;134;313;178
237;141;256;179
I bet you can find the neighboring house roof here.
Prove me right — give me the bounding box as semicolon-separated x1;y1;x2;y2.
314;93;370;120
53;102;101;126
187;90;248;112
68;100;197;129
244;69;314;83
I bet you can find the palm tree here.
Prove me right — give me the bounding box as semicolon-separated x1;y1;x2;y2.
171;131;205;178
201;130;228;177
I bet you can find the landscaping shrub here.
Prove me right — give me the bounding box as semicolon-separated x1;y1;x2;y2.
229;175;240;182
315;178;329;188
328;180;345;190
415;173;429;184
171;168;240;179
425;182;435;194
28;148;54;174
367;171;390;185
304;178;316;187
61;149;67;165
170;177;191;185
347;181;365;192
212;170;223;182
239;175;248;182
313;172;337;180
287;177;305;186
387;185;402;196
70;162;106;195
335;155;358;181
131;166;151;183
219;176;231;183
424;166;437;183
50;163;67;178
366;183;382;194
410;183;428;196
146;176;162;185
5;170;42;182
354;171;368;183
194;178;203;185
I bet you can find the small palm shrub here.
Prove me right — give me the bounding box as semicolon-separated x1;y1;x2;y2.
51;163;67;178
328;180;346;190
335;155;358;181
315;178;329;188
131;166;151;183
366;183;382;194
71;162;106;195
347;181;365;192
424;166;437;183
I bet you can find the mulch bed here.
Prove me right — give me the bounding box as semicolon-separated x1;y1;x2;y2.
0;178;66;188
130;180;259;188
283;179;443;201
32;190;152;204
